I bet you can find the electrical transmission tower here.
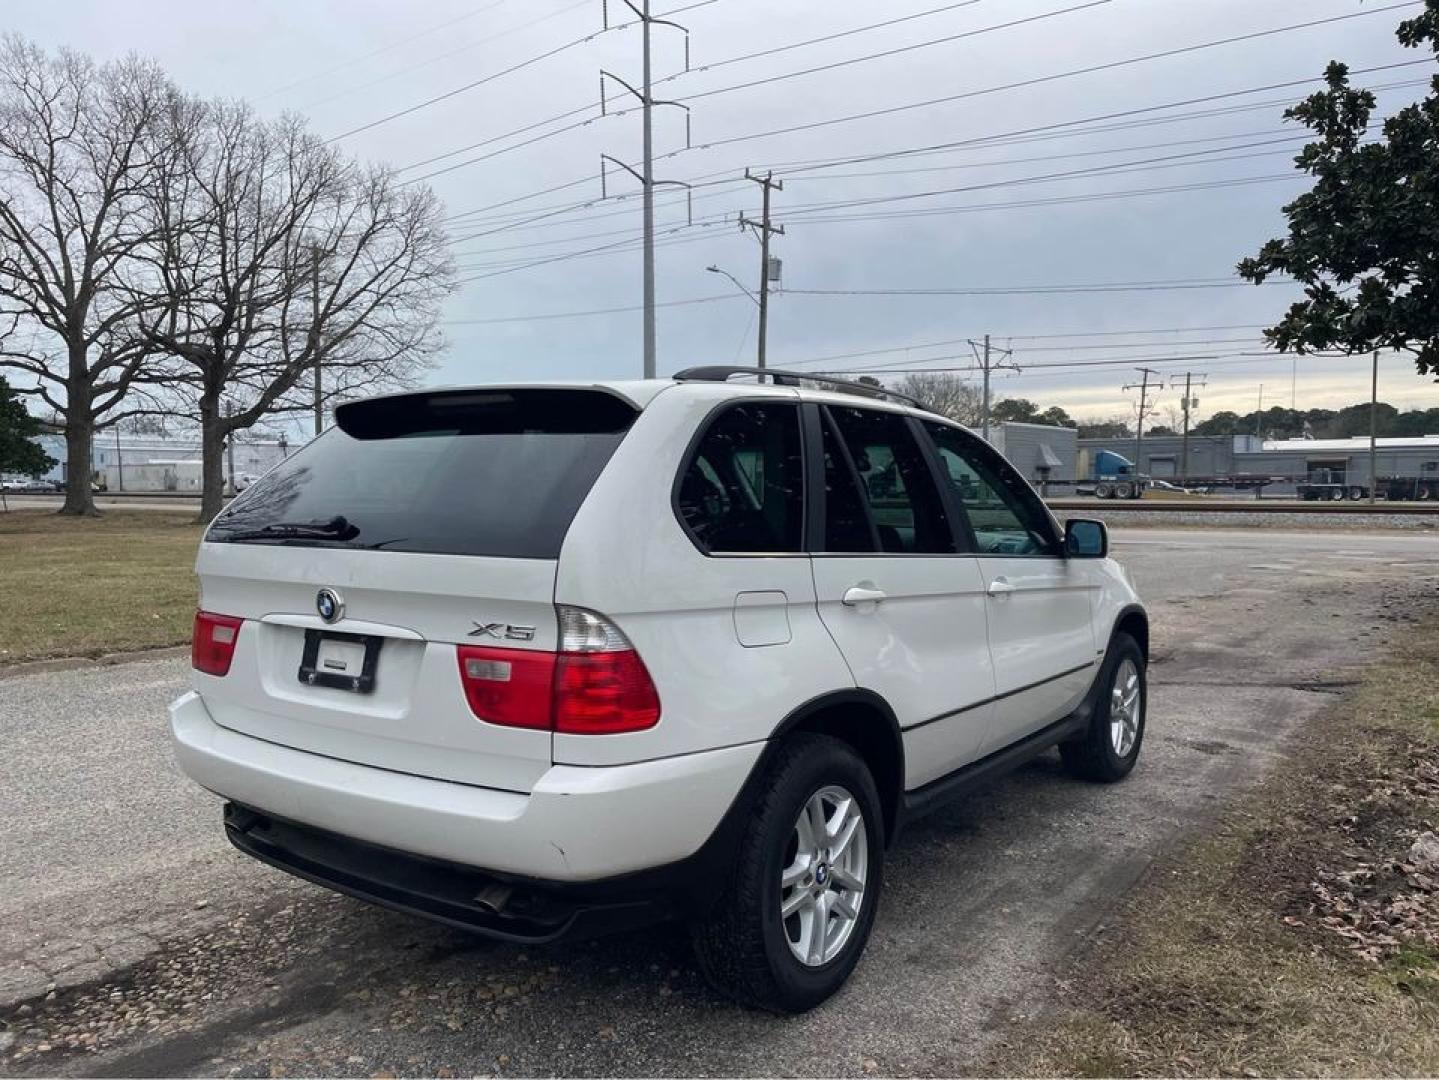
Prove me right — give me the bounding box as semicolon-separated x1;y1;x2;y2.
739;170;784;371
599;0;692;378
968;334;1019;442
1122;367;1162;472
1169;371;1207;483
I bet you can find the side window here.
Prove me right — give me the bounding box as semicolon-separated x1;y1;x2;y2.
924;422;1060;557
825;406;956;555
677;402;804;553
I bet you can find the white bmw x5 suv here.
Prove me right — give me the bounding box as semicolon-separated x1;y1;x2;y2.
170;367;1147;1012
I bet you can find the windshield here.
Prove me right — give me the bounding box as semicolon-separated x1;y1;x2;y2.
207;388;637;559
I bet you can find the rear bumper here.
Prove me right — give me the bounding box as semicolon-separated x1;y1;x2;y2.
169;690;762;883
224;804;664;943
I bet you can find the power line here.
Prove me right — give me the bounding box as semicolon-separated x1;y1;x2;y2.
671;0;1113;105
783;173;1302;225
443;293;744;325
663;3;1420;157
449;128;1316;255
330;0;715;145
655;0;984;84
784;277;1295;297
260;0;511;101
415;3;1411;190
434;57;1428;233
299;0;591;113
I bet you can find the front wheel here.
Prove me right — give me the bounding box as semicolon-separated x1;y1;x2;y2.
690;734;884;1013
1060;633;1146;783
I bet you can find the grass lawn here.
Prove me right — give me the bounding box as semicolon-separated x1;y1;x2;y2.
0;509;202;665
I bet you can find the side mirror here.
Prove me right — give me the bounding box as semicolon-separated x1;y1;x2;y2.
1065;518;1108;558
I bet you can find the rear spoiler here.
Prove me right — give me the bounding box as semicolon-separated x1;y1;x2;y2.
335;387;638;440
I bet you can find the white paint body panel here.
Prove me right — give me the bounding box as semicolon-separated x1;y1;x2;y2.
170;377;1145;884
974;555;1101;754
811;555;996;789
171;691;760;881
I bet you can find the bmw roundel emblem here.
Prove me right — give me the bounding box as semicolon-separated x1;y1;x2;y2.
316;588;344;624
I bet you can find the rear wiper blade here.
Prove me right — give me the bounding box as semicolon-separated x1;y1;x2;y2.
221;515;360;543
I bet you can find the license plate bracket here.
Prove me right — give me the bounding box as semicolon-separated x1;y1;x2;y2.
298;629;382;693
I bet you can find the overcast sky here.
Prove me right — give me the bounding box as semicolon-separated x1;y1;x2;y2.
9;0;1439;422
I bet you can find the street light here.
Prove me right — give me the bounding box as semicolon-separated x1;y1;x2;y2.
706;264;759;308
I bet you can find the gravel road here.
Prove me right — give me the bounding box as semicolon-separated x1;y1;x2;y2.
2;527;1437;1077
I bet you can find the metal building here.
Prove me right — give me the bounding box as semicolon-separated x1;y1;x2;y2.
989;422;1078;489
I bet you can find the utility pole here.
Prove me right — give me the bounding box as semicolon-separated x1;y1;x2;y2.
114;426;123;493
311;246;323;437
1254;384;1264;438
968;334;1017;442
1169;372;1207;485
1123;367;1161;472
740;170;784;371
600;1;691;378
1369;348;1379;505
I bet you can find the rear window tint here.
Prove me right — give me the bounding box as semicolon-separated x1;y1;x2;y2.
207;389;636;559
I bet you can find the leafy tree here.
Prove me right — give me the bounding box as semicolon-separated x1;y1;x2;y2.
1037;405;1077;428
1237;1;1439;378
1077;419;1131;438
0;373;55;507
990;397;1040;423
1146;425;1177;437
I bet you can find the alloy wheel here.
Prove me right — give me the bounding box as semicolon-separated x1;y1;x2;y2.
780;785;868;967
1109;657;1142;757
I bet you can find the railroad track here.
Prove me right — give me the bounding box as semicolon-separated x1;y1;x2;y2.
1046;498;1439;515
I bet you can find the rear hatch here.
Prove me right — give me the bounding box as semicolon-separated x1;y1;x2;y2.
195;387;638;793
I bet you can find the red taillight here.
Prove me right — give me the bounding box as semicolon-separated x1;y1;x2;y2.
192;611;244;676
456;607;661;735
552;649;661;734
457;645;557;731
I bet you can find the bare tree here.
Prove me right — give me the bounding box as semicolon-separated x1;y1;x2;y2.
0;36;176;514
142;99;452;521
894;370;982;425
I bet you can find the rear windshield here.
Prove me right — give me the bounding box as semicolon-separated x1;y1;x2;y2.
207;389;637;559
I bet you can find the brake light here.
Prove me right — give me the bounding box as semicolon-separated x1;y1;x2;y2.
192;611;244;676
457;645;556;730
455;607;660;734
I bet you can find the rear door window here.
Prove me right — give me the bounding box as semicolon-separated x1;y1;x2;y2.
207;389;636;559
676;402;804;554
824;406;957;554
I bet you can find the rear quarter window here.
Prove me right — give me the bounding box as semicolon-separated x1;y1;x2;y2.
207;389;636;559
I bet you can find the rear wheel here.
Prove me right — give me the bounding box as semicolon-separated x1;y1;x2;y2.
1348;485;1365;501
690;734;884;1013
1329;487;1346;502
1419;484;1433;501
1114;481;1133;499
1095;481;1113;499
1060;633;1146;783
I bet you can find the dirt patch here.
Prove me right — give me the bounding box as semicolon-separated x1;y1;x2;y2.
990;598;1439;1077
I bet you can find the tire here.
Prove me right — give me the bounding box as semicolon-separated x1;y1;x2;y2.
1329;487;1345;502
1059;632;1146;783
1419;484;1433;502
1348;485;1364;501
690;734;885;1013
1114;481;1133;499
1095;481;1113;499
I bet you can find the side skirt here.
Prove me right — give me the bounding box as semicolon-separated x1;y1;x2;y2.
899;711;1089;826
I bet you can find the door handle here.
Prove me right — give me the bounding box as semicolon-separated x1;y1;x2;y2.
841;585;887;606
987;577;1015;597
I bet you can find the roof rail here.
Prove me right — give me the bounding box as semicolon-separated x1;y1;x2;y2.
671;365;931;412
